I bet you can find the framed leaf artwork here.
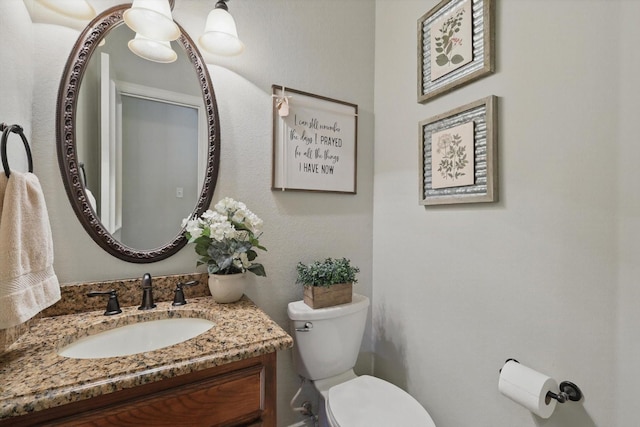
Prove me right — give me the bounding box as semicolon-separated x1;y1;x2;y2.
418;0;495;103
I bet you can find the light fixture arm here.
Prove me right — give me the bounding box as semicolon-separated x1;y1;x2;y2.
215;0;229;11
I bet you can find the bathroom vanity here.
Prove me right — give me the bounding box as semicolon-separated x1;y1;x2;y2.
0;292;292;426
3;353;275;426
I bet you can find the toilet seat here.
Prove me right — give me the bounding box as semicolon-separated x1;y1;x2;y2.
326;375;436;427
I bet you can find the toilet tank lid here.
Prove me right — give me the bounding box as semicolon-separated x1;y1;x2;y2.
287;293;369;321
327;375;436;427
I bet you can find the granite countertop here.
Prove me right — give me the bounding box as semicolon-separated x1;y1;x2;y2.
0;296;293;420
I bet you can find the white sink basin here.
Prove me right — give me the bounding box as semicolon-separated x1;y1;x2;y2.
58;317;215;359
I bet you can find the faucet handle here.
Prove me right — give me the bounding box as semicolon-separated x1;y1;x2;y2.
87;290;122;316
172;280;200;306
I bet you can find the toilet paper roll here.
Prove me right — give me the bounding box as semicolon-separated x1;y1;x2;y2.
498;360;558;419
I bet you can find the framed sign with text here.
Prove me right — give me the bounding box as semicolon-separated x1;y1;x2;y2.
271;85;358;194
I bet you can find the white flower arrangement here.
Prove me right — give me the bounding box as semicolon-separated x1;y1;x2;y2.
182;197;266;276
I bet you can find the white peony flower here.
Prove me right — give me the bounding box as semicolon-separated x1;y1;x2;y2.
185;219;200;232
233;259;242;269
187;226;202;240
201;209;216;220
246;214;263;232
215;197;236;214
240;252;251;267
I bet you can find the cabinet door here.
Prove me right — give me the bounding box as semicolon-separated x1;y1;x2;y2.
52;365;264;427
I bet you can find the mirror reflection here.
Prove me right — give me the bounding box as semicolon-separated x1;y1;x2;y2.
57;5;220;263
76;22;206;250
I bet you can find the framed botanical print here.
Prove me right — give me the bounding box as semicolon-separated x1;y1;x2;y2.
419;96;498;205
418;0;495;103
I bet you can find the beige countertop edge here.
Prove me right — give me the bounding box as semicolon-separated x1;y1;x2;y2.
0;296;294;420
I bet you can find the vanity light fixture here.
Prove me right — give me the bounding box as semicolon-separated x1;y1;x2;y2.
123;0;180;42
128;33;178;64
199;0;245;57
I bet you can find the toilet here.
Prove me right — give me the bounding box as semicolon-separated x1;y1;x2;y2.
288;293;436;427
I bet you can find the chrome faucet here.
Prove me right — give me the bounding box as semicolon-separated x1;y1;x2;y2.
138;273;156;310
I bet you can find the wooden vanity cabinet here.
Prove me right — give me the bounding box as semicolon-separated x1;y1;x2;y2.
3;352;277;427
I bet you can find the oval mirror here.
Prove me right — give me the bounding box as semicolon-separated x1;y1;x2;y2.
57;4;220;263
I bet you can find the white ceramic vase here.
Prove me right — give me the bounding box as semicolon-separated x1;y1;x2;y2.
208;273;245;303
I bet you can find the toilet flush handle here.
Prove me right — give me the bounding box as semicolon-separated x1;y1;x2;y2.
295;322;313;332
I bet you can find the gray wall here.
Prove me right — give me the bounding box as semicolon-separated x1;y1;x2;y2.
120;96;198;249
0;0;33;168
616;1;640;424
374;1;630;426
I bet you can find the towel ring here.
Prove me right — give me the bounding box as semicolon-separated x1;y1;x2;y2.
1;123;34;178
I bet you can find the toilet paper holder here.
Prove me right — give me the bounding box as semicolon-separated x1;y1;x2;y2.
502;359;583;404
546;381;582;404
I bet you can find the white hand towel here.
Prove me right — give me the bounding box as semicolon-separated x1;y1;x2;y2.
0;171;60;329
85;187;97;212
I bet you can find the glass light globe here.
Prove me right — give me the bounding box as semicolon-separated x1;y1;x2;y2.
128;33;177;64
34;0;96;20
199;8;244;56
123;0;180;42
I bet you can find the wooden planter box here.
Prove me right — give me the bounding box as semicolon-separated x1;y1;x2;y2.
303;282;353;309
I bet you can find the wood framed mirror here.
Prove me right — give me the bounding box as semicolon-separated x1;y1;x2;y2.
56;4;220;263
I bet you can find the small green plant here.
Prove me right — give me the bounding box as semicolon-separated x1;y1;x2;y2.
296;258;360;287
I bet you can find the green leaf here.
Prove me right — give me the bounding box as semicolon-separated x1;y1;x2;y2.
451;54;464;64
232;220;249;231
218;256;233;270
248;263;266;277
195;244;210;258
435;54;449;66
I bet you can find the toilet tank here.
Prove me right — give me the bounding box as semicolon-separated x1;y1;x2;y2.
287;294;369;381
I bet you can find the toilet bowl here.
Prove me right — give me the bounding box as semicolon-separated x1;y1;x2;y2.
287;294;436;427
326;375;434;427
